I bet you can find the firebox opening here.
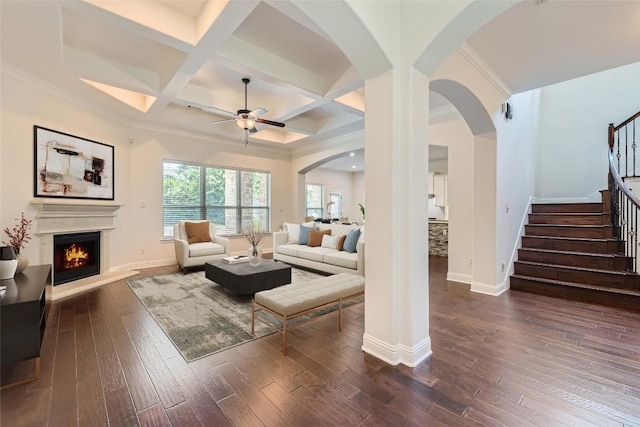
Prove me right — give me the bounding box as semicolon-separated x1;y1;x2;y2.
53;231;100;286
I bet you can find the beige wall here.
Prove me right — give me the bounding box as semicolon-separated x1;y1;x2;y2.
1;70;293;270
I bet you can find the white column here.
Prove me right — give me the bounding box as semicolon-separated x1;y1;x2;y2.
361;66;432;367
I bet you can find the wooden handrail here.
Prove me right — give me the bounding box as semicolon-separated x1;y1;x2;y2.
613;111;640;131
609;111;639;149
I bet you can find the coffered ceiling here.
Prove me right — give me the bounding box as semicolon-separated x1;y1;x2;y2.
1;0;638;159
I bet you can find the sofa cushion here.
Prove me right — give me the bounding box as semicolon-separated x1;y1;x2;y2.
189;242;225;257
323;251;358;270
284;222;314;243
284;223;300;243
308;229;331;247
317;223;358;237
185;221;212;244
343;229;361;253
277;244;301;257
321;234;340;249
296;246;335;262
299;224;317;245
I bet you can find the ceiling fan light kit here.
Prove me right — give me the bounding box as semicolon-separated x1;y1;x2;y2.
209;77;286;146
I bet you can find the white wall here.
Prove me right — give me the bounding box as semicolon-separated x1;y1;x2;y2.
1;69;293;271
352;171;365;223
495;89;540;286
305;167;356;221
536;62;640;200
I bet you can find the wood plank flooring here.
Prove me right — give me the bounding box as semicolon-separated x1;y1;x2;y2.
2;256;640;426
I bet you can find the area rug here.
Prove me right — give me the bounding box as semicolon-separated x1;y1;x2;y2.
127;268;362;362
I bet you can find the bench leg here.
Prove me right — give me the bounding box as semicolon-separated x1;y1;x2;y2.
282;318;288;355
338;299;343;332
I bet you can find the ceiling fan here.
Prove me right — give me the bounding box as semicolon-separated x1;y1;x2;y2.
209;77;285;146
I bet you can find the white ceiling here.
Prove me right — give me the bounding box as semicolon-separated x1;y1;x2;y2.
1;0;638;168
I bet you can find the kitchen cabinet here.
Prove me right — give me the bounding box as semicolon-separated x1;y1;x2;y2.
434;173;447;207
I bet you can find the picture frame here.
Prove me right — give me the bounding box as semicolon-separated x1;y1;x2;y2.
34;126;114;200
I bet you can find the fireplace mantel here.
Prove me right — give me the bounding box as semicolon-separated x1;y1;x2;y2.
30;199;137;300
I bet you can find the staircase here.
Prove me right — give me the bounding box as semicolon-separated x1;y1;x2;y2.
510;196;640;311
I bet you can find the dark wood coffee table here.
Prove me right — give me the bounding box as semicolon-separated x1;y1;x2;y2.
205;259;291;295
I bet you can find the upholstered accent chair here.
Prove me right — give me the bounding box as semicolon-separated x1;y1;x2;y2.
173;220;231;272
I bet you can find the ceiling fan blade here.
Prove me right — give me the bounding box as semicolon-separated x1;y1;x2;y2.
250;108;267;117
209;118;236;125
256;118;285;128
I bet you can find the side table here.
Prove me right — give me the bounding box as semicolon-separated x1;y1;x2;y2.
1;265;52;389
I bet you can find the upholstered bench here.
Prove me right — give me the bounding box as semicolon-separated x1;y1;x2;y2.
251;273;365;355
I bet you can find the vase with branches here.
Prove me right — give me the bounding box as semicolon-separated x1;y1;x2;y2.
242;224;265;266
3;211;33;274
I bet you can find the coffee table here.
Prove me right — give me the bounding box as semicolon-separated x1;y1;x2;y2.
205;259;292;295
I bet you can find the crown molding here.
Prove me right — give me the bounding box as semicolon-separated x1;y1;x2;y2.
0;63;133;128
457;42;513;99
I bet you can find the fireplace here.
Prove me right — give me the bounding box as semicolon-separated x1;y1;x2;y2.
53;232;100;286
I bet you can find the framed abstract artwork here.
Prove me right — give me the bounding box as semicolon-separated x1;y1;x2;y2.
34;126;114;200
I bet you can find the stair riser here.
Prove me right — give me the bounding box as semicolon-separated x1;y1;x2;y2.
528;214;607;225
513;262;636;290
531;203;603;214
520;236;618;254
517;249;628;270
525;225;612;238
510;277;640;312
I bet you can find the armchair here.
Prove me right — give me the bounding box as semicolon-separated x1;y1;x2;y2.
173;220;231;273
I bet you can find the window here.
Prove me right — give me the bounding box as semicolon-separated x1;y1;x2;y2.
163;160;270;239
306;183;324;219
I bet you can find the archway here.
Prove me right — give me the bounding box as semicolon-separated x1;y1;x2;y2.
430;79;500;295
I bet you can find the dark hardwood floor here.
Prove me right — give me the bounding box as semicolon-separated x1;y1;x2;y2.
2;256;640;426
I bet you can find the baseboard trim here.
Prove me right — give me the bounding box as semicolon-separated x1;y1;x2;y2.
471;280;507;296
362;334;432;367
446;272;472;284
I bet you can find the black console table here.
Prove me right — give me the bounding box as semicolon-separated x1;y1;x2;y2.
1;265;52;388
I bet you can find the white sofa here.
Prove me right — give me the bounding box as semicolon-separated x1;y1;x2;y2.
273;223;364;275
173;220;231;272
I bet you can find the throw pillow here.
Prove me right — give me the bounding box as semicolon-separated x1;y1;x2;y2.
308;229;331;247
185;221;211;244
298;224;316;245
337;235;347;251
343;229;361;253
285;223;300;243
321;234;340;249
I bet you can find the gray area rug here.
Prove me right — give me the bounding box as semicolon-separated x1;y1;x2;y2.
127;268;360;362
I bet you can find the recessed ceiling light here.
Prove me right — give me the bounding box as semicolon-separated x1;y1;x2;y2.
350;152;355;156
352;165;357;169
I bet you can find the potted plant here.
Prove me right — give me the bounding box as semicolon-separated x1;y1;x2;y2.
3;211;33;274
242;224;265;266
358;203;365;220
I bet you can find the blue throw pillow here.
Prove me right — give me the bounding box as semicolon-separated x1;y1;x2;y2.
298;224;315;245
343;229;361;253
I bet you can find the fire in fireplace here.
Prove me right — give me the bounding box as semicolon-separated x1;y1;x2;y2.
53;231;100;285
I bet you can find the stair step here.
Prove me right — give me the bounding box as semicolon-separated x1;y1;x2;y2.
510;275;640;312
524;224;612;238
521;235;619;254
528;213;608;225
513;260;639;291
531;203;603;214
518;248;629;270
